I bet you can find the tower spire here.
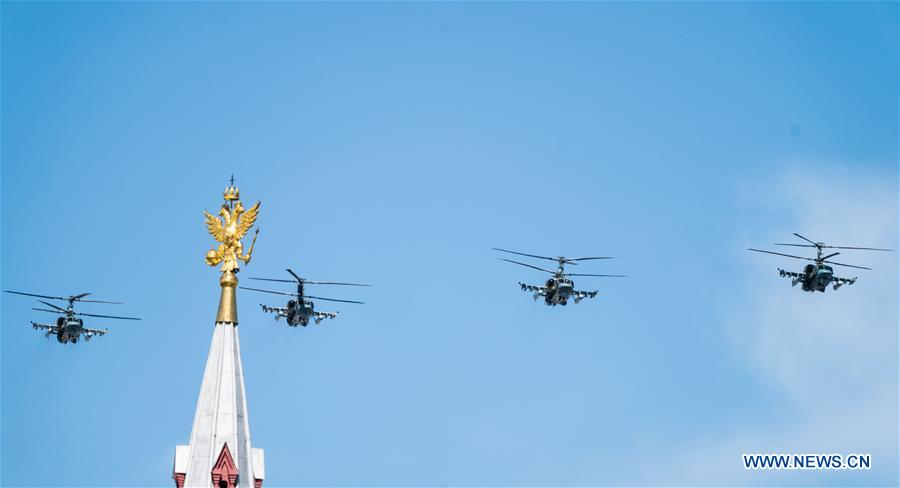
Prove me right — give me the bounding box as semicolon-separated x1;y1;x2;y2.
173;180;265;488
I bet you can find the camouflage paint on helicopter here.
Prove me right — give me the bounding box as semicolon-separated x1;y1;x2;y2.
2;291;140;343
494;248;626;306
750;233;892;293
241;268;368;327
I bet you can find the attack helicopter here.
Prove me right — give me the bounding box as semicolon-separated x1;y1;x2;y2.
749;233;892;292
493;248;626;306
239;268;369;327
3;290;141;343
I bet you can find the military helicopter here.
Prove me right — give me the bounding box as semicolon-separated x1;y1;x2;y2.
3;290;141;343
239;268;369;327
493;248;626;306
749;233;892;292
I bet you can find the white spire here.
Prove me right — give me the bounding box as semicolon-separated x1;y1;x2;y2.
173;322;265;488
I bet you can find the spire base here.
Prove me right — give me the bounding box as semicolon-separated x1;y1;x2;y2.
216;271;238;324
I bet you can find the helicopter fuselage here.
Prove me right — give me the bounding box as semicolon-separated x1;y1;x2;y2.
519;276;598;306
32;316;87;343
776;262;858;293
261;299;320;327
543;277;575;305
803;263;833;292
789;263;834;292
56;316;84;343
285;299;316;327
260;298;340;327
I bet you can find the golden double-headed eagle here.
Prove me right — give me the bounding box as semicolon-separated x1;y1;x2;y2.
204;199;260;273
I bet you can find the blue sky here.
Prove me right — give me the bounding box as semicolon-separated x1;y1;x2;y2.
2;2;897;486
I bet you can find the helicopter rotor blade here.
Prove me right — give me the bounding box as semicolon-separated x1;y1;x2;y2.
252;276;370;286
752;248;874;270
73;312;141;320
286;268;303;283
774;243;817;248
239;286;299;298
820;252;840;261
793;233;819;246
565;273;627;278
498;258;556;274
301;281;371;287
748;248;816;262
248;277;296;283
820;245;893;251
32;307;63;314
821;260;872;271
4;290;69;301
306;295;365;305
567;256;616;262
776;243;892;252
37;300;67;312
4;290;122;305
492;248;558;262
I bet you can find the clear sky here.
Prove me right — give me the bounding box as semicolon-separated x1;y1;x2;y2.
2;2;898;486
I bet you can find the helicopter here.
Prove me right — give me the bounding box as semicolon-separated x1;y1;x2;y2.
493;248;626;306
749;233;892;292
239;268;369;327
3;290;141;343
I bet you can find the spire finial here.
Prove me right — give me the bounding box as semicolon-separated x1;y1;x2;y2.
203;180;261;324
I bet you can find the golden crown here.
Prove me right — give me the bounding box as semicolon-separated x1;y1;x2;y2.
223;184;240;201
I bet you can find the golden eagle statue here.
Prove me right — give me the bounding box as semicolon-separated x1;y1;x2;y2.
204;199;260;274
